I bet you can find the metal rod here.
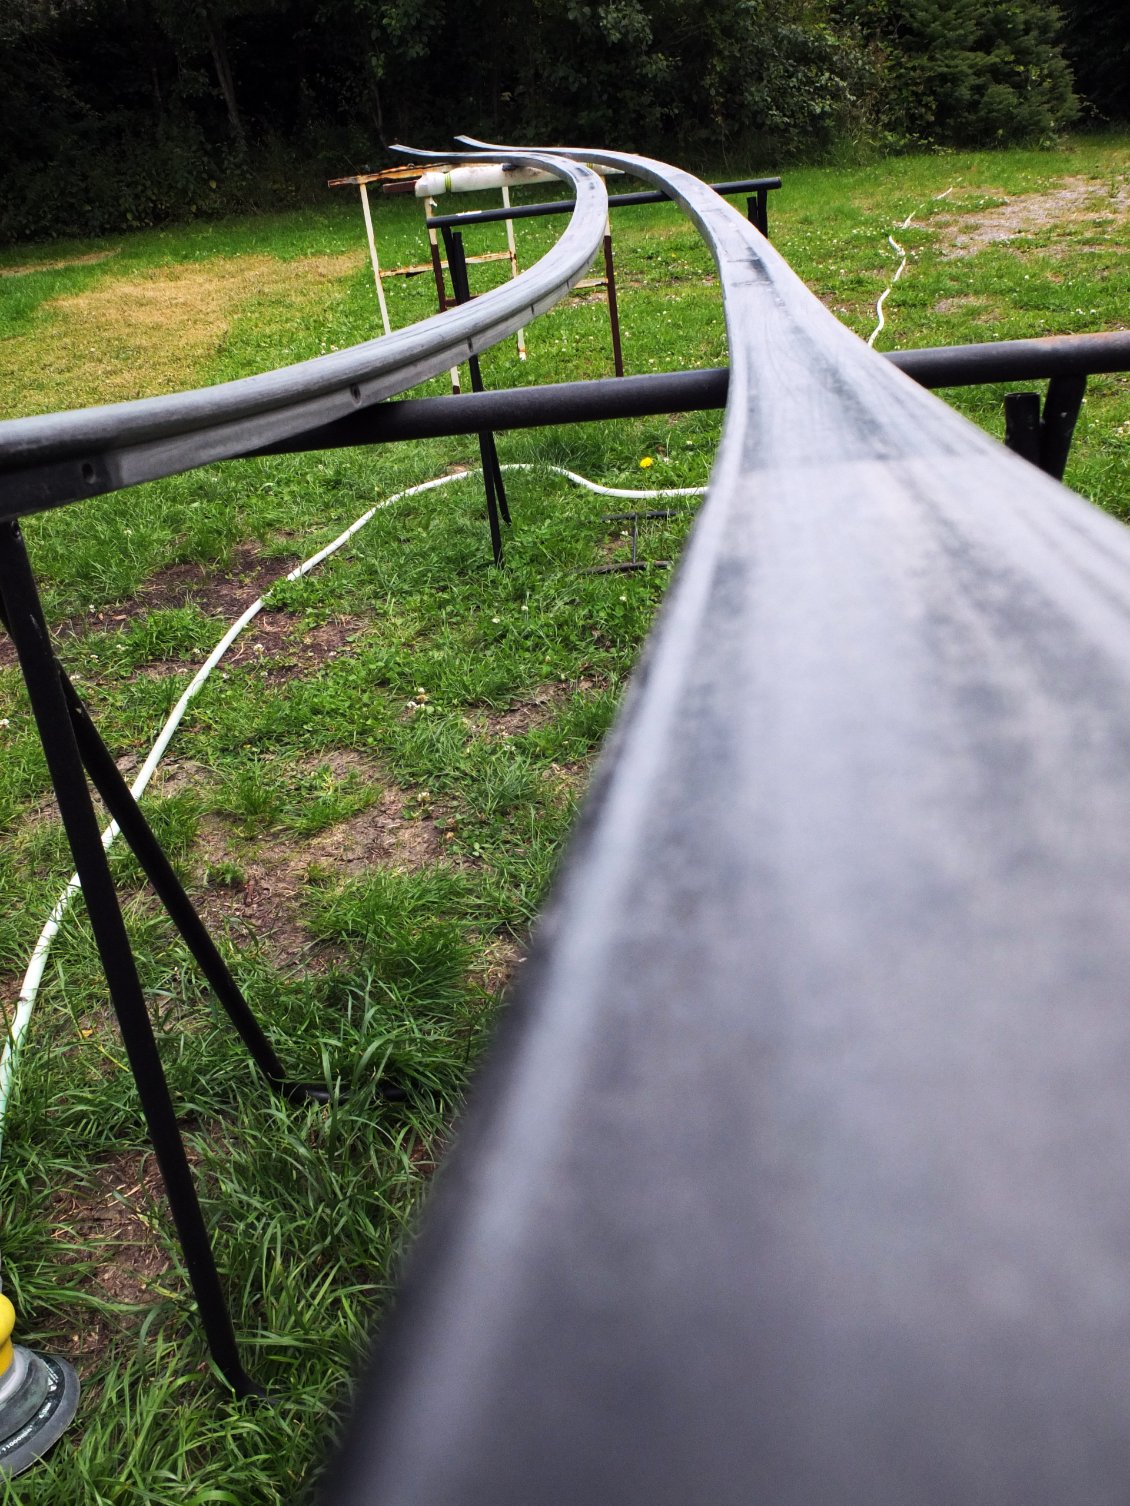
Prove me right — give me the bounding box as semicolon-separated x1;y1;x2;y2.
425;178;783;231
603;224;625;378
251;333;1130;460
746;187;770;238
1039;373;1087;480
423;196;449;312
0;519;256;1398
1004;392;1042;465
443;228;510;558
46;664;327;1105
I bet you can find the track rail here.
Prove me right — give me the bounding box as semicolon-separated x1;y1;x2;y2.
0;152;607;518
321;145;1130;1504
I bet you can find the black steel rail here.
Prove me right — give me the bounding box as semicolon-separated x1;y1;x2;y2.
319;143;1130;1504
424;176;782;231
0;152;608;521
250;329;1130;454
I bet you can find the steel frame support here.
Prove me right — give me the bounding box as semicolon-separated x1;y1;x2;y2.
0;520;260;1398
441;226;511;563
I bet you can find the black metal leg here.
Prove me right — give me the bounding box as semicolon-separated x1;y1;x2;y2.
746;189;769;238
60;679;328;1104
1004;391;1041;465
0;520;258;1399
442;227;511;558
1039;373;1086;481
603;229;625;378
0;598;325;1106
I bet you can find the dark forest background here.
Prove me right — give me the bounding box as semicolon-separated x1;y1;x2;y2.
0;0;1123;243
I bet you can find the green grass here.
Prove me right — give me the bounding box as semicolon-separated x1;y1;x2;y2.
0;132;1127;1501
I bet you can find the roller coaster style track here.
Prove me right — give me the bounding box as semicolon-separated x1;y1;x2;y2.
320;145;1130;1504
2;143;1130;1498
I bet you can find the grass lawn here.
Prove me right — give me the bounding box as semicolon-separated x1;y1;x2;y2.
0;132;1127;1502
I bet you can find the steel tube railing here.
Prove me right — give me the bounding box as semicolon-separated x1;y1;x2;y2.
0;150;609;1397
424;176;782;231
0;153;608;520
319;142;1130;1505
251;330;1130;454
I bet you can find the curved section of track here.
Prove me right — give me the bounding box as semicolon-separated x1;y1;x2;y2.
0;153;607;516
324;145;1130;1506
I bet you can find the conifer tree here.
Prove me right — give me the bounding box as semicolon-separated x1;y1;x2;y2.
838;0;1078;145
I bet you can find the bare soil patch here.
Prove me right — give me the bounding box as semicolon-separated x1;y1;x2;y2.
2;250;360;417
50;1147;170;1369
934;177;1130;259
0;545;308;669
191;755;447;971
230;611;368;684
473;682;568;738
138;544;302;617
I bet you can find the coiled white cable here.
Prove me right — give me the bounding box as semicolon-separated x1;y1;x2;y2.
0;462;705;1148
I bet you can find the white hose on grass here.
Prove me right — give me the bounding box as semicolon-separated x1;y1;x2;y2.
867;187;954;349
0;462;705;1149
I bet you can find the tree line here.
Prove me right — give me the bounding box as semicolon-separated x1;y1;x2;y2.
0;1;1122;243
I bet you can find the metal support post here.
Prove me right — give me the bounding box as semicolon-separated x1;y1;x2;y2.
746;188;769;238
44;665;327;1106
603;219;625;378
0;520;257;1399
423;196;463;396
442;228;511;563
1004;392;1042;466
1039;373;1087;481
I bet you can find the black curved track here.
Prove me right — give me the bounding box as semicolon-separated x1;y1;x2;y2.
321;144;1130;1505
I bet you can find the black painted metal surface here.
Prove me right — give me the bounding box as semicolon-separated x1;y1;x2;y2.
424;176;782;230
252;329;1130;456
319;144;1130;1504
0;151;607;520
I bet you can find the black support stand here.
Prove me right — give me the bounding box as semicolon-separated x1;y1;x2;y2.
0;518;327;1397
441;226;511;564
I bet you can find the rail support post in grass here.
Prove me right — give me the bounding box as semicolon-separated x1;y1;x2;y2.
1039;373;1087;481
0;518;259;1400
1004;391;1042;465
441;226;511;564
1002;376;1087;480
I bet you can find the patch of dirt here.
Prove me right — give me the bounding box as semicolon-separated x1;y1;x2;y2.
230;612;368;684
934;177;1130;259
138;544;301;617
50;1147;171;1369
0;249;120;278
472;682;569;738
0;544;310;670
933;294;993;314
3;250;360;417
470;933;526;998
192;759;448;971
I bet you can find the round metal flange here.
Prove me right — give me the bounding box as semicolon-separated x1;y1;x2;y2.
0;1348;80;1476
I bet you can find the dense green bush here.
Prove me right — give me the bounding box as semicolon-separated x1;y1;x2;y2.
0;0;1091;244
836;0;1078;146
